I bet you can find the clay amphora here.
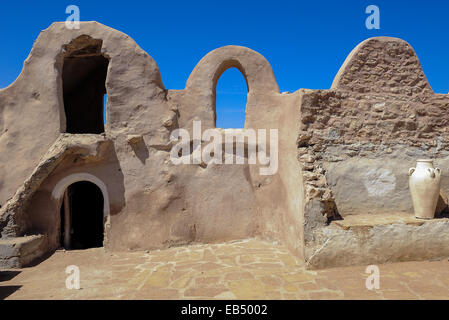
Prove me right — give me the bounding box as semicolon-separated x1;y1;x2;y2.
409;159;441;219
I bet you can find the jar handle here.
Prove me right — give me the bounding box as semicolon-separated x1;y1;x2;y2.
435;167;441;176
428;168;436;178
409;167;415;176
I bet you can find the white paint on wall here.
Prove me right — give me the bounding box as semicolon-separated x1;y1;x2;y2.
363;168;396;197
52;172;110;217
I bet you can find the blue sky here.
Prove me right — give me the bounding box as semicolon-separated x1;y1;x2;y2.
1;0;449;128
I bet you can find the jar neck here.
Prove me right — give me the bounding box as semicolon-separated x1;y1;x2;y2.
416;161;434;169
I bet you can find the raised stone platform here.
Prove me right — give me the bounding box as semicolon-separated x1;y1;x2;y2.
0;235;47;268
305;213;449;269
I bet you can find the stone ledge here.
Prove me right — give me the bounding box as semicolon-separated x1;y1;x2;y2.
305;214;449;269
0;235;47;268
332;212;448;230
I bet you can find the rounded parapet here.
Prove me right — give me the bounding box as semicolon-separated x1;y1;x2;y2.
1;21;166;132
332;37;433;95
0;21;168;206
182;45;279;128
186;45;279;96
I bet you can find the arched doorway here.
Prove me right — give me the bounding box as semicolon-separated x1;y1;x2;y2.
58;181;105;250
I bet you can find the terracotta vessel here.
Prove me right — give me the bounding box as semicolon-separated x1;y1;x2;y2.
409;159;441;219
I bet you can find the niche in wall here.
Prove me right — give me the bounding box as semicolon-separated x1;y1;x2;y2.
62;35;109;134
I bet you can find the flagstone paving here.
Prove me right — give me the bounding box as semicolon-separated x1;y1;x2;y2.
1;238;449;300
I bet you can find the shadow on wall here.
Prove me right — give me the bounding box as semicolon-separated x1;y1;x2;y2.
129;137;149;164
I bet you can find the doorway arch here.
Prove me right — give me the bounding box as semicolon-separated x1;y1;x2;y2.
52;173;110;249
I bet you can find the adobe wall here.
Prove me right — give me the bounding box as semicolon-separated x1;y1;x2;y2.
0;22;303;260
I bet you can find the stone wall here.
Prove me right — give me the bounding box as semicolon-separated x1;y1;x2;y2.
299;37;449;268
299;37;449;218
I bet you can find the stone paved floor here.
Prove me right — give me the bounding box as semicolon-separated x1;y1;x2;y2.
1;238;449;300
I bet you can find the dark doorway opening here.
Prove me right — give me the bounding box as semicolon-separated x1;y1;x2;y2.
60;181;104;249
62;35;109;134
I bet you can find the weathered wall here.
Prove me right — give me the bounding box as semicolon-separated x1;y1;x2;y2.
299;37;449;267
0;22;303;261
299;37;449;217
1;26;447;269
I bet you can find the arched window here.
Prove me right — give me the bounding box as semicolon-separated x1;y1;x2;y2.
62;35;109;134
215;68;248;128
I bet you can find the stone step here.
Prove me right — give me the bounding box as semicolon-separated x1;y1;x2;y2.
0;235;47;268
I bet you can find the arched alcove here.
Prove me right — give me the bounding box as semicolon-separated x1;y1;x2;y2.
215;67;248;128
62;35;109;134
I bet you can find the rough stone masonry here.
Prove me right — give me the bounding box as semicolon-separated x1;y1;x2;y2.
0;22;448;269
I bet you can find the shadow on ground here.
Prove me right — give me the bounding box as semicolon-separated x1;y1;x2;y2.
0;271;22;300
0;286;21;300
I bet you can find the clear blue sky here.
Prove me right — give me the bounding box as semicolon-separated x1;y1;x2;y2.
1;0;449;128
